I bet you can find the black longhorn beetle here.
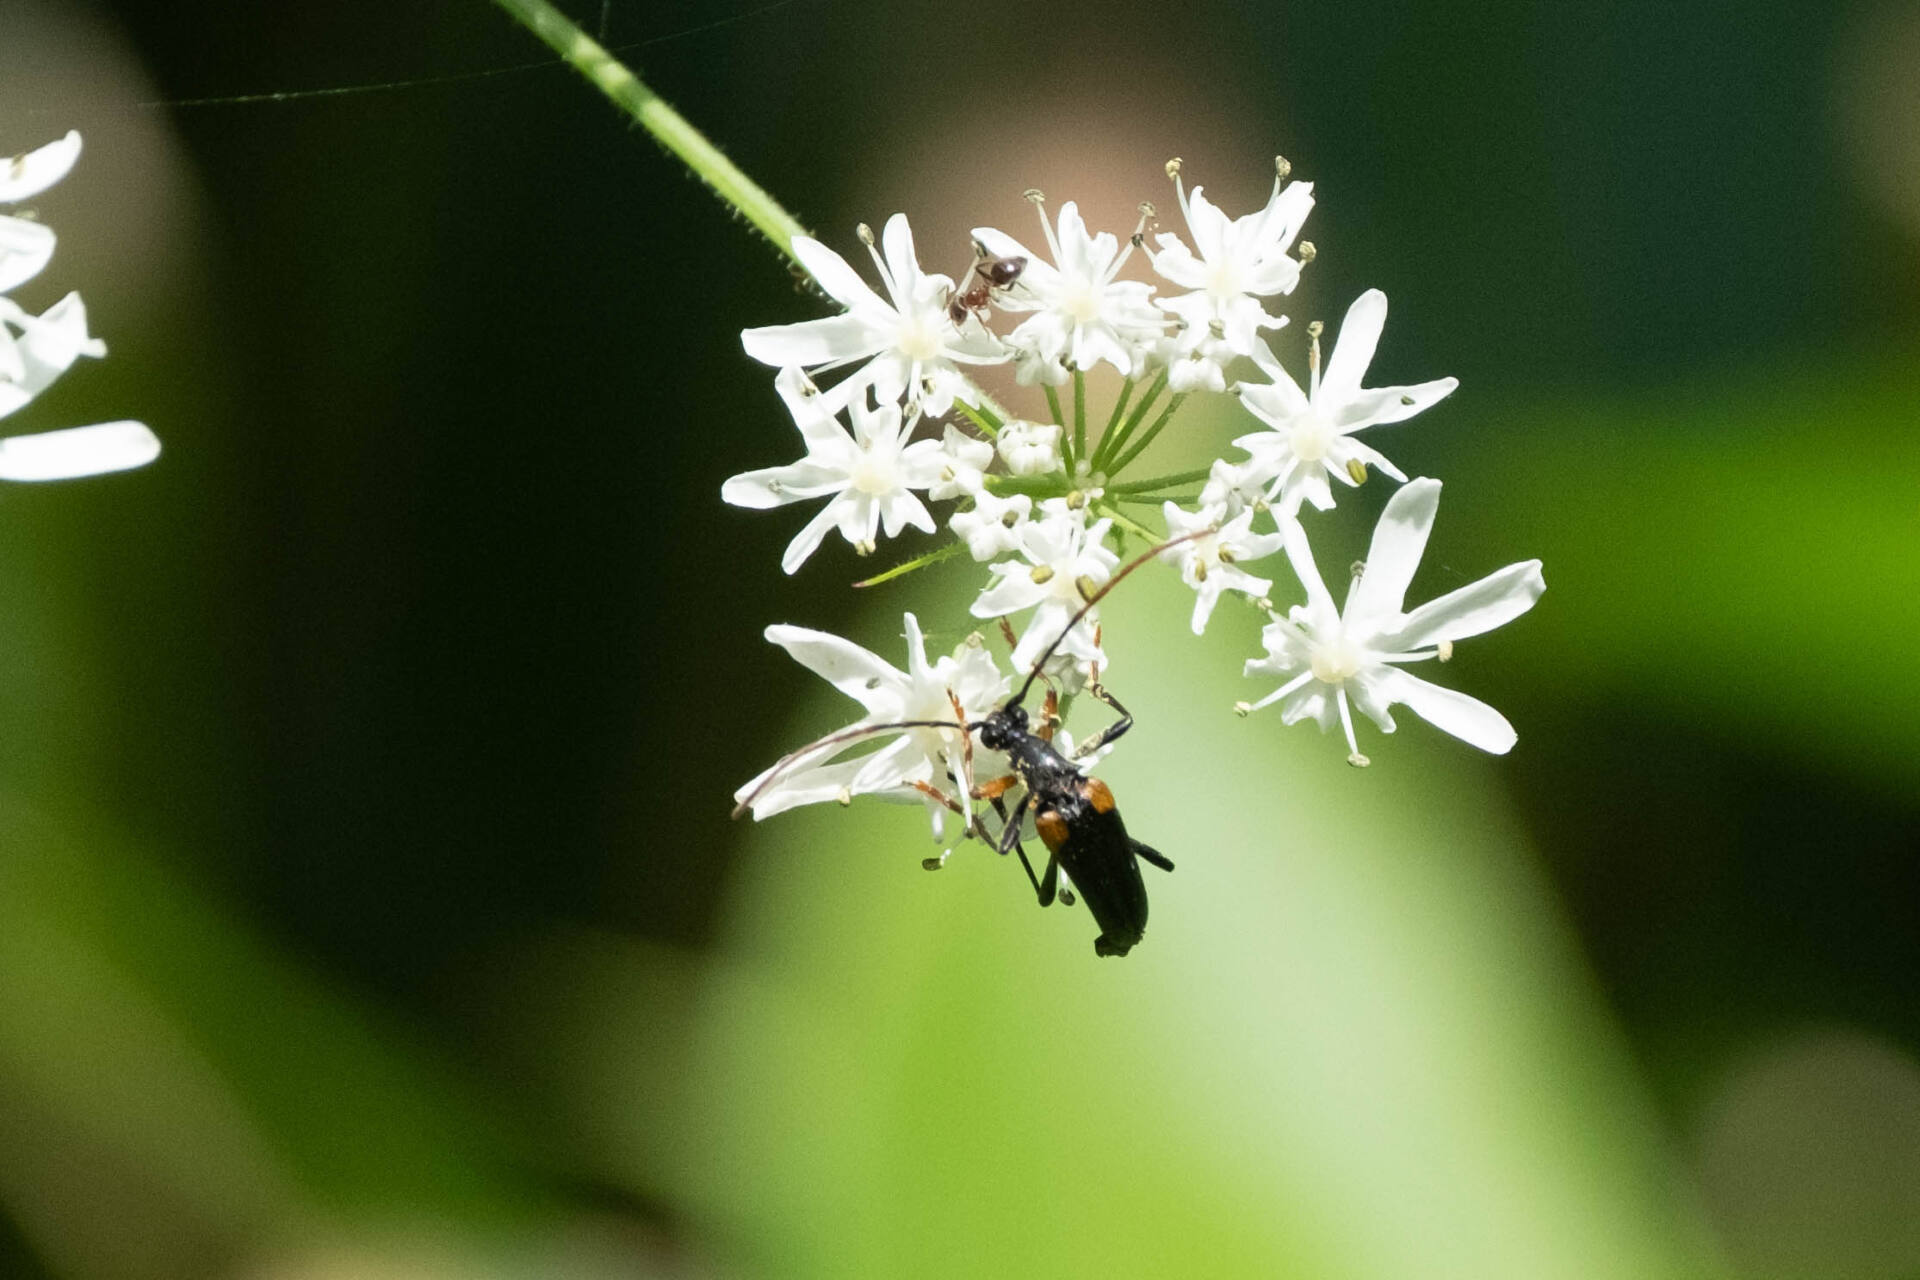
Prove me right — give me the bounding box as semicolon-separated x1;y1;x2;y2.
733;530;1208;957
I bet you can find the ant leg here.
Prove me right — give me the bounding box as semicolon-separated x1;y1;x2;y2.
1070;682;1133;759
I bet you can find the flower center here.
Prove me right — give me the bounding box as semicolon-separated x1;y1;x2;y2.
1061;284;1101;324
1289;414;1334;463
897;316;942;362
1206;257;1244;297
850;454;896;495
1309;636;1362;685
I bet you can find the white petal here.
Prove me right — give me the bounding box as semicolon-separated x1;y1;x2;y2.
1279;517;1337;617
880;214;923;303
765;624;902;704
1347;477;1440;626
1377;667;1517;754
1333;377;1458;431
1385;560;1546;651
742;313;881;369
779;499;846;574
788;235;886;313
1320;289;1388;405
720;461;844;508
0;132;82;203
0;215;56;293
0;421;159;481
737;753;870;820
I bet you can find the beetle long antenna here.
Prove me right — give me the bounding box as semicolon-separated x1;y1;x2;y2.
731;718;974;820
1009;527;1214;708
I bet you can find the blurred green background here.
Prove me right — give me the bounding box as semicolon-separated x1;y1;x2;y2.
2;0;1917;1275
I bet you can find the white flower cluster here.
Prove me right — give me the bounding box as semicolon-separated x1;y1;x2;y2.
0;132;158;480
726;156;1543;833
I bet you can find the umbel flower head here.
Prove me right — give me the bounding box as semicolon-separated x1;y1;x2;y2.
1241;479;1544;763
0;130;158;480
722;153;1541;890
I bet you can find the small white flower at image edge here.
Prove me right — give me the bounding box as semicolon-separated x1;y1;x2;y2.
1240;478;1544;762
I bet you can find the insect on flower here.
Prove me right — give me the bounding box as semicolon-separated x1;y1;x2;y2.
946;246;1028;327
732;532;1209;957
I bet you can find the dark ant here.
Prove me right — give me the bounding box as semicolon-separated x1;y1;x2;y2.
732;531;1207;957
946;246;1027;326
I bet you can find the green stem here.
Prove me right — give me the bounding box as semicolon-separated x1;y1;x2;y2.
1109;465;1212;493
1094;370;1167;474
851;540;965;588
1107;394;1188;474
1044;384;1066;432
1112;492;1200;506
1095;377;1136;464
1072;369;1087;466
1100;506;1165;547
952;398;1003;437
490;0;809;260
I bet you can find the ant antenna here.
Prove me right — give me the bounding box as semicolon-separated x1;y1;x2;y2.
1007;527;1214;709
731;718;973;820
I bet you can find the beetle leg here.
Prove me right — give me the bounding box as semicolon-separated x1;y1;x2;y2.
1070;682;1133;758
1131;839;1175;872
989;791;1056;908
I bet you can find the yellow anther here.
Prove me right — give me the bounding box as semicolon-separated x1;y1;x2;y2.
1233;701;1253;718
1029;565;1056;585
1307;319;1324;338
856;222;875;245
1298;240;1317;263
1347;458;1369;485
1165;157;1183;179
1274;155;1292;180
1023;187;1045;204
1347;752;1371;768
1075;575;1101;602
1438;639;1454;663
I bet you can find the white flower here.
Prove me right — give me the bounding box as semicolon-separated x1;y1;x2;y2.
1152;320;1240;394
927;423;994;501
994;419;1062;477
971;502;1118;683
1241;479;1545;761
721;368;946;574
950;489;1031;561
1159;501;1285;634
972;199;1165;383
733;613;1009;840
0;131;158;479
1197;457;1266;521
1147;159;1315;356
740;213;1004;417
1233;290;1457;515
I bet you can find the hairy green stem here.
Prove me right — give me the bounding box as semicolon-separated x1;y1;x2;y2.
490;0;810;259
852;540;965;588
1109;465;1212;494
952;398;1003;437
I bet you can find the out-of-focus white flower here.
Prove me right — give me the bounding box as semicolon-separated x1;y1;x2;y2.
995;419;1062;477
0;131;159;479
1241;479;1544;762
1147;157;1314;357
734;613;1009;840
973;198;1165;384
1233;290;1456;515
721;368;945;574
1153;319;1241;394
741;214;1004;417
1197;457;1266;521
971;501;1117;681
950;489;1032;561
1159;501;1284;634
928;423;995;501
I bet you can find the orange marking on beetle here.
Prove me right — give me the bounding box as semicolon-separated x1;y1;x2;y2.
1085;778;1117;814
1035;809;1070;852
